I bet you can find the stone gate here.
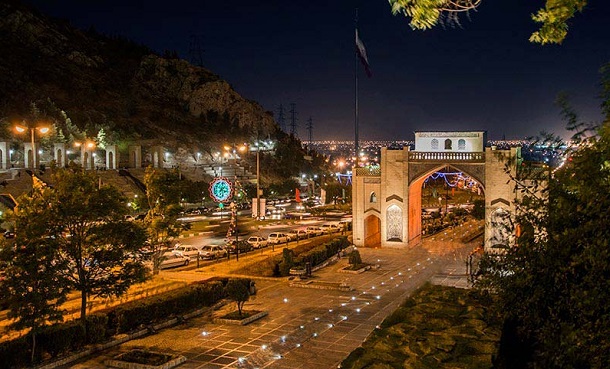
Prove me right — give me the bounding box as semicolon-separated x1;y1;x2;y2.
352;131;520;251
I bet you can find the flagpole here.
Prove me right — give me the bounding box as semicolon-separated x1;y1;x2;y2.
354;8;359;169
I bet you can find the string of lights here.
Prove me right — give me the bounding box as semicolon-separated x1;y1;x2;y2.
424;171;477;188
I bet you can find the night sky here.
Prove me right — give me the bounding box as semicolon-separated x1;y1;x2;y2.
25;0;610;141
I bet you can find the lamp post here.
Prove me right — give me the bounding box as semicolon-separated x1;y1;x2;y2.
74;140;97;170
230;201;239;262
256;143;261;220
15;123;49;169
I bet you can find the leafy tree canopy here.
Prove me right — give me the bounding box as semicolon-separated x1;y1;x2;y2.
143;167;188;274
0;186;70;363
43;167;148;322
388;0;588;44
475;64;610;367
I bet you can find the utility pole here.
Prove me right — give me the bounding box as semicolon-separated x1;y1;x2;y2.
277;104;286;132
289;103;298;137
306;116;313;144
188;34;204;67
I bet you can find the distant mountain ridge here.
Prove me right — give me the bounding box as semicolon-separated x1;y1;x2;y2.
0;0;278;149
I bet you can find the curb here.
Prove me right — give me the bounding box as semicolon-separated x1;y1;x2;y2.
213;311;268;326
177;231;213;239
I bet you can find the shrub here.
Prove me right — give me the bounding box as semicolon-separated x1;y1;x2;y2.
85;314;110;344
349;250;363;265
0;280;226;366
225;279;250;316
37;322;86;358
279;248;295;276
0;336;30;369
112;281;225;334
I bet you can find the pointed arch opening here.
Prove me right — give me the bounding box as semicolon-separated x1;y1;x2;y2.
363;214;381;248
386;204;402;241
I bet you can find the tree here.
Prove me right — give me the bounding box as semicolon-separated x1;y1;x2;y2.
387;0;588;44
49;167;149;323
142;167;187;274
349;249;363;266
225;279;250;316
0;186;70;363
475;67;610;367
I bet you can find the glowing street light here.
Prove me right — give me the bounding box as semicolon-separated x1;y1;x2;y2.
14;122;50;169
74;140;97;169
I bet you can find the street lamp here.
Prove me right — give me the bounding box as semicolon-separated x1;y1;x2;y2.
254;142;261;220
15;123;50;169
74;140;97;169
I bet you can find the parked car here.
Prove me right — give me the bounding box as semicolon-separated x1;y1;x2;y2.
3;230;16;239
226;240;253;254
159;252;190;269
199;245;228;260
286;229;308;241
267;232;289;244
173;245;202;259
306;226;323;236
247;236;268;249
320;223;341;233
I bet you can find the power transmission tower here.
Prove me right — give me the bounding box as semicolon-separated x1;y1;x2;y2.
289;103;298;137
277;104;286;132
306;116;313;143
189;34;204;67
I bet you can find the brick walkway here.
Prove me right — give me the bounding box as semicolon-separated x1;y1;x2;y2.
59;226;477;369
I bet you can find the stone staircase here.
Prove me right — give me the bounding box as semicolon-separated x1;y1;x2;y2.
178;161;256;183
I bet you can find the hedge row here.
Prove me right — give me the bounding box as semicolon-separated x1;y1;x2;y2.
0;280;226;369
295;236;350;268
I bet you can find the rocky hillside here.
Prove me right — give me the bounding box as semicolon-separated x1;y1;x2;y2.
0;0;278;149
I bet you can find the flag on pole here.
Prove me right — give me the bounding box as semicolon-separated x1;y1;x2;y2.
355;29;372;77
295;188;301;203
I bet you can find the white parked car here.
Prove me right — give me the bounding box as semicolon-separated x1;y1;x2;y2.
247;236;268;249
199;245;228;260
159;252;190;269
306;226;323;236
267;232;289;244
320;223;341;233
173;245;201;259
286;229;308;241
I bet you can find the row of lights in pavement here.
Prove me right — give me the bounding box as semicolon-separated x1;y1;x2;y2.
199;254;438;368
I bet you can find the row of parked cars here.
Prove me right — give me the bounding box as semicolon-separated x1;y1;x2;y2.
155;221;348;269
246;222;344;248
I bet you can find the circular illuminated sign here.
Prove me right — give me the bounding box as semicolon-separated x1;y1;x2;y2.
209;177;233;203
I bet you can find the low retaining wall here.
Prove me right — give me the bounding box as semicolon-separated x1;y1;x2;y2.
213;310;268;326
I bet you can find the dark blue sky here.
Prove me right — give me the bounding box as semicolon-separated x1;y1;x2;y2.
26;0;610;140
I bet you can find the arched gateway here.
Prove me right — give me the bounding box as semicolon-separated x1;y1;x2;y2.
352;131;520;252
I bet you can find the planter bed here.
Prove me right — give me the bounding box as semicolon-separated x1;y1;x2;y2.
338;264;371;274
105;349;186;369
289;280;352;291
213;310;268;325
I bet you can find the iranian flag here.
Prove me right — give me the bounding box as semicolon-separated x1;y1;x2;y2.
356;29;372;78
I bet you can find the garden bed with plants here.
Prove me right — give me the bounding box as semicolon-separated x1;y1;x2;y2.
214;310;268;326
340;283;500;369
105;349;186;369
337;249;369;274
231;236;350;277
213;278;267;326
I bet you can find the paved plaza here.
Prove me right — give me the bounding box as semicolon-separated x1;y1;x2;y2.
61;229;476;369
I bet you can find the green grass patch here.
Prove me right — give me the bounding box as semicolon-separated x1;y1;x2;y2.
341;284;500;369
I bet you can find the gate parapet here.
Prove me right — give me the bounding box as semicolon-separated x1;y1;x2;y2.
355;166;381;176
408;151;485;163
